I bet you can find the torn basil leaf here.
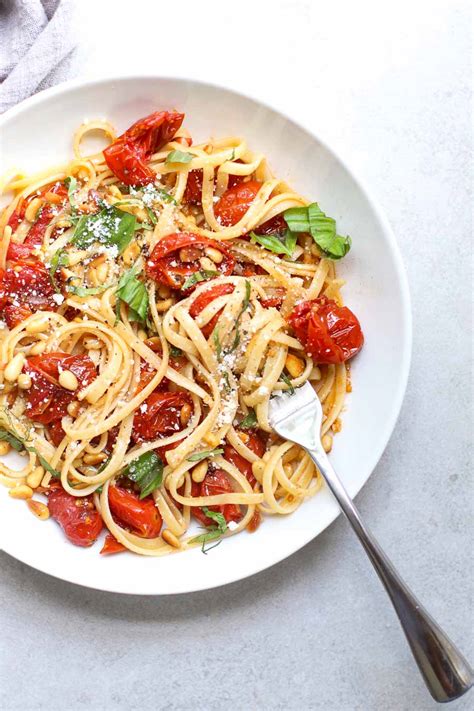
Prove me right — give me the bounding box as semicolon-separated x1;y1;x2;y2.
239;410;257;429
165;150;194;165
187;448;224;462
249;230;297;258
182;269;219;291
283;203;351;260
124;451;163;499
116;264;149;323
72;204;136;254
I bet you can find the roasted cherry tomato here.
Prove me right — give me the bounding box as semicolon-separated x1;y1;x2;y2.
214;181;262;227
0;260;58;328
108;485;162;538
24;352;96;425
183;166;245;205
252;213;287;236
189;282;235;338
260;287;285;310
47;419;67;447
47;487;103;547
104;111;184;185
6;181;67;240
146;232;235;290
132;391;192;443
224;430;266;488
100;533;127;555
288;296;364;364
192;468;242;527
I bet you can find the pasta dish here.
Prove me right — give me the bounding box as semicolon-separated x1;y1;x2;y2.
0;110;363;556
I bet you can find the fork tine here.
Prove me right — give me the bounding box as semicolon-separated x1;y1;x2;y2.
268;382;319;427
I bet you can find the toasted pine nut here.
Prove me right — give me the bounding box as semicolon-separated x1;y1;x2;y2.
332;418;342;433
4;352;25;382
0;441;11;456
156;298;173;313
67;400;81;417
199;256;216;272
88;267;99;287
203;432;220;448
180;402;192;426
41;472;52;488
96;263;108;283
18;372;33;389
24;197;43;222
9;484;33;500
179;247;201;262
158;284;171;298
26;316;49;333
59;369;79;391
162;529;181;549
144;337;161;351
237;431;250;445
122;241;140;266
44;191;62;204
191;460;208;483
204;247;223;264
27;499;50;520
88;349;101;366
137;329;147;341
84;338;101;350
30;341;46;355
26;466;45;489
309;366;321;381
67;250;88;266
285;353;305;378
83;452;107;465
322;434;333;453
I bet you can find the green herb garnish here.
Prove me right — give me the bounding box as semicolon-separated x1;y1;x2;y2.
249;229;297;258
0;428;24;452
187;448;224;463
64;176;78;211
67;284;112;297
283;203;351;260
182;269;219;291
280;372;295;395
116;263;149;323
165;150;194;165
240;410;257;429
212;328;222;360
169;346;183;358
191;507;228;554
49;249;69;292
124;451;163;499
0;425;60;477
72;204;136;254
229;279;251;352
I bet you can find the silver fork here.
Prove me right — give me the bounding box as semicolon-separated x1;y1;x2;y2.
268;382;473;703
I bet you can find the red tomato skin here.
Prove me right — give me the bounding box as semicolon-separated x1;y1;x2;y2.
214;181;262;227
191;469;242;526
132;390;192;443
104;111;184;185
183;170;203;204
288;297;364;364
108;485;162;538
253;213;287;236
224;430;266;488
47;487;103;547
6;181;66;238
100;534;127;555
189;283;235;338
0;260;57;326
146;232;235;290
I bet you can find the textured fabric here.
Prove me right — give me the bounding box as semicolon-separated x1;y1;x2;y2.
0;0;77;113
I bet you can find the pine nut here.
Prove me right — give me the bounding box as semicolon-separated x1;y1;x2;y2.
59;369;79;391
199;256;216;272
67;400;81;417
137;329;147;341
237;431;250;444
204;247;223;264
180;402;192;426
9;484;33;500
26;466;45;488
179;247;200;262
84;338;101;350
285;353;305;378
88;267;99;287
83;452;107;465
144;337;161;351
27;499;50;520
0;441;11;456
44;191;62;204
158;285;171;298
4;353;25;382
17;373;32;390
322;434;333;453
122;241;140;266
26;316;49;334
332;418;342;433
30;342;46;355
156;298;173;313
96;263;108;283
41;472;52;488
309;366;321;381
162;529;181;549
203;432;220;448
67;250;88;266
24;197;43;222
191;460;208;483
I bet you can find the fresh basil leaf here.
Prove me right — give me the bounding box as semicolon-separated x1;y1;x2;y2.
116;264;149;323
67;284;112;297
240;410;257;429
145;206;157;225
280;372;295;395
169;346;183;358
182;269;219;291
72;205;136;254
37;454;61;479
187;448;224;462
165;150;194;164
124;451;163;499
49;249;69;292
283;206;310;233
191;507;228;553
212;328;222;360
249;229;297;257
0;428;24;452
156;188;177;205
283;203;351;260
64;176;77;210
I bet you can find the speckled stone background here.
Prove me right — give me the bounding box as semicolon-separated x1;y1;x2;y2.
0;1;472;709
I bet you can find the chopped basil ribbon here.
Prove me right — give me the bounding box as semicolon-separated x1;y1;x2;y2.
283;203;351;260
0;428;24;452
67;284;113;297
0;425;60;478
116;263;149;323
169;345;183;358
182;269;219;291
187;448;224;462
212;328;222;360
191;507;228;553
240;410;257;429
280;372;295;395
165;150;194;164
124;451;163;499
72;204;136;254
249;229;297;258
49;249;69;292
145;206;157;225
64;176;78;211
229;280;251;352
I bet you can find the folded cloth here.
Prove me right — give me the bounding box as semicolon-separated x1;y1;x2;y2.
0;0;77;113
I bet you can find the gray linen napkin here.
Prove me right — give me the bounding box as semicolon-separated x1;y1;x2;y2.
0;0;77;113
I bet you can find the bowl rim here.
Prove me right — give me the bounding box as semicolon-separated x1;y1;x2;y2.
0;74;412;594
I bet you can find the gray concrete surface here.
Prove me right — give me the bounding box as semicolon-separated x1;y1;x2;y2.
0;1;472;709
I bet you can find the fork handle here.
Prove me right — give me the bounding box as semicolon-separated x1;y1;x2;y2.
307;445;473;703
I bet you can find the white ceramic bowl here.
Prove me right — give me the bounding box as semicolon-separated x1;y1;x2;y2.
0;76;411;594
